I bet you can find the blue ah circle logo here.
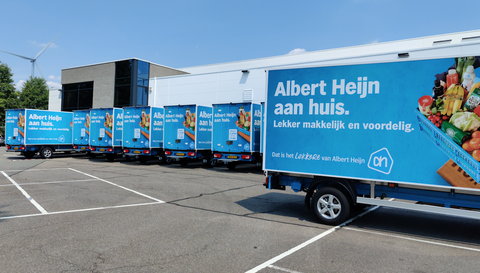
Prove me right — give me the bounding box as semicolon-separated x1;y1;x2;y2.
59;135;65;143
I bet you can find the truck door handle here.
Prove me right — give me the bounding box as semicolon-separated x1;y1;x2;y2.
133;138;137;142
226;141;233;145
98;137;102;141
175;139;181;144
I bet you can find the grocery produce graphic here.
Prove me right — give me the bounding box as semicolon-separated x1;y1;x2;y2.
417;56;480;188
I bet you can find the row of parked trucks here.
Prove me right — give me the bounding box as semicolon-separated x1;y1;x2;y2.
5;103;262;169
5;32;480;225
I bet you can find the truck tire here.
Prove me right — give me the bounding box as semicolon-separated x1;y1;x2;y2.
106;154;116;162
226;162;236;170
160;156;172;164
138;156;148;164
23;151;35;159
40;147;53;159
179;158;189;166
203;157;217;168
311;186;351;225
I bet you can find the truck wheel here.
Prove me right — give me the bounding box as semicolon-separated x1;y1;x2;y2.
106;154;116;162
203;157;217;168
40;147;53;159
23;151;35;159
311;187;351;225
226;162;236;170
179;158;189;166
164;157;172;164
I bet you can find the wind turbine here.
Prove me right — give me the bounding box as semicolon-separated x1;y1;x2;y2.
0;34;59;79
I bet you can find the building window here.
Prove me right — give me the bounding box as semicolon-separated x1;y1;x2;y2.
114;59;150;107
62;81;93;111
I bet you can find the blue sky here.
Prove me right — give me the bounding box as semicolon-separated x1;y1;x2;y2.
1;0;479;91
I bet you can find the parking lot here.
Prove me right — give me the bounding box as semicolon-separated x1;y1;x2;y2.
1;147;480;272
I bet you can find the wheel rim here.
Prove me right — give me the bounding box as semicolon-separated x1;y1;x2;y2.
317;194;342;220
43;149;52;158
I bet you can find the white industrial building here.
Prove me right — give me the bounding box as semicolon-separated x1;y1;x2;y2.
50;30;480;110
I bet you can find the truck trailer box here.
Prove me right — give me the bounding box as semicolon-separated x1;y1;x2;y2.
264;50;480;224
122;106;165;163
89;108;123;161
72;110;90;152
163;104;213;166
5;109;74;158
212;102;262;168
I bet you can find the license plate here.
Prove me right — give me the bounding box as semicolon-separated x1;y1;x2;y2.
14;147;19;150
81;147;86;150
134;151;142;154
176;153;185;156
227;156;238;159
99;148;106;152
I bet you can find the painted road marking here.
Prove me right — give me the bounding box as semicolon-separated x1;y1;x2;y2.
69;168;165;203
0;179;98;187
344;227;480;252
245;205;380;273
0;201;163;220
268;265;303;273
1;171;48;214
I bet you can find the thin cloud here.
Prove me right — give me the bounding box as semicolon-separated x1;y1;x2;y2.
47;81;62;90
287;48;307;55
15;80;25;91
370;39;379;44
28;40;59;49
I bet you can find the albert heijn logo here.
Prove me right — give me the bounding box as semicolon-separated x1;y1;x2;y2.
368;148;393;175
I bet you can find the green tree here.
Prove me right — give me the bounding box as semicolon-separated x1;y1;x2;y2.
19;76;49;110
0;61;19;135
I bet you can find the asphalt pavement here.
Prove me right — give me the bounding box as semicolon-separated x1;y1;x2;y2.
1;147;480;273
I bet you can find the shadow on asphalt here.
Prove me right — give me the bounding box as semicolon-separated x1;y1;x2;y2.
349;206;480;248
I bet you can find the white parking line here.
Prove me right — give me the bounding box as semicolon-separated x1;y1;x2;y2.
68;168;165;203
268;265;303;273
1;171;48;214
245;205;380;273
0;201;163;220
344;227;480;252
0;179;98;187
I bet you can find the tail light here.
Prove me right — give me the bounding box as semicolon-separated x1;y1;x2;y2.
124;149;130;153
20;146;25;151
7;145;11;149
90;147;96;151
241;155;251;160
213;153;221;158
144;150;150;154
165;151;172;155
107;148;113;152
264;177;269;188
73;146;78;149
188;152;195;157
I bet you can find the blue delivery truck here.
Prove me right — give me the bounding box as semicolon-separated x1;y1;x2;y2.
5;109;74;159
122;106;166;164
89;108;123;161
264;49;480;225
163;104;214;166
212;103;262;169
72;110;91;154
